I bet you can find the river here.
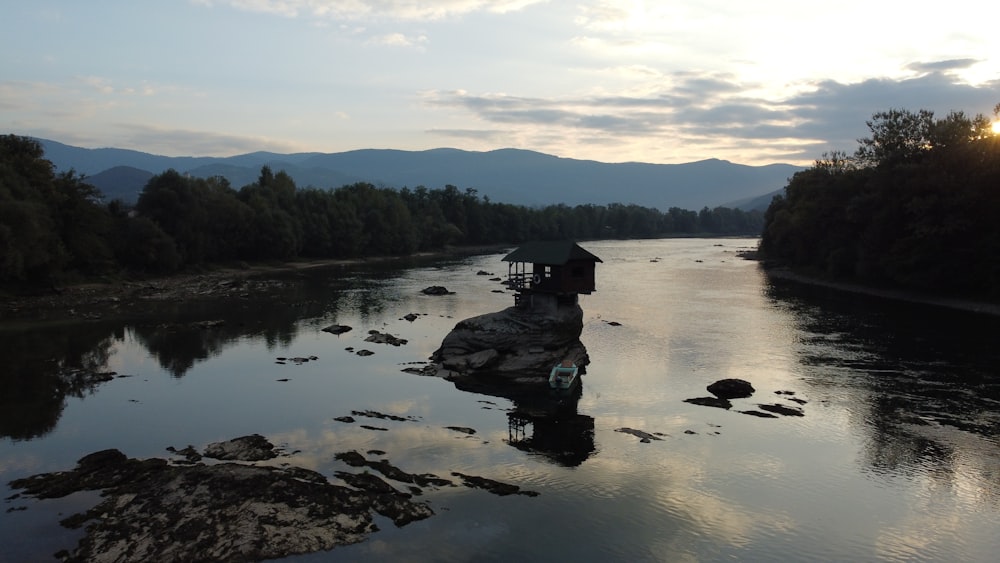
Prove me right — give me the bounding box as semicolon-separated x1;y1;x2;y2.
2;238;998;562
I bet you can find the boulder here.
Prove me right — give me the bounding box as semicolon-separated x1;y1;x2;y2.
421;286;453;295
427;304;588;381
203;434;277;461
707;378;755;399
365;331;408;346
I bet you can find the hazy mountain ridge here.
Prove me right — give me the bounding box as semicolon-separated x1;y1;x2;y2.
37;138;801;210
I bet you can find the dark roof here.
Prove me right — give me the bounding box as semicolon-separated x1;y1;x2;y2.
502;241;603;265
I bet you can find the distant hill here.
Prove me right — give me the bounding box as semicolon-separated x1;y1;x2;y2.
38;138;802;210
721;188;784;212
84;166;155;203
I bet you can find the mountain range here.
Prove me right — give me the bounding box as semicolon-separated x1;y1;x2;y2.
37;138;799;211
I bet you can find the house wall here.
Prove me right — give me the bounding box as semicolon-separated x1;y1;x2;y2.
531;260;596;294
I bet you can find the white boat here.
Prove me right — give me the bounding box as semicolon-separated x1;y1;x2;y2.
548;360;579;389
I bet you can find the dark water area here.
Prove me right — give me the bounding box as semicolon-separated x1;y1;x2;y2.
2;238;999;562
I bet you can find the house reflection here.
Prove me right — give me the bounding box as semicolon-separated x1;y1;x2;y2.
506;383;596;467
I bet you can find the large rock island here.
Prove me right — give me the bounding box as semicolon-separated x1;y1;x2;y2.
426;303;588;387
413;240;602;395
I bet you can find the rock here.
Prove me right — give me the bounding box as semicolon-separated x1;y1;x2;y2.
451;472;540;497
322;324;352;335
466;349;500;370
203;434;277;461
10;448;434;561
614;428;665;443
428;304;588;379
334;451;453;488
421;286;453;295
740;410;779;418
166;445;203;463
707;378;755;399
757;403;805;417
403;313;419;322
351;410;417;422
684;396;733;409
335;470;405;495
356;350;374;357
444;426;477;435
365;331;408;346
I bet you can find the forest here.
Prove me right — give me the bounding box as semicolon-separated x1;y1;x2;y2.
0;134;762;286
759;104;1000;298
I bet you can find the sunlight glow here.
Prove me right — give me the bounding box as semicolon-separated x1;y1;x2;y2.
992;121;1000;135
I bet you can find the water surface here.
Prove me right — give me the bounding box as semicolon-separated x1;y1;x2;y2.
2;238;998;562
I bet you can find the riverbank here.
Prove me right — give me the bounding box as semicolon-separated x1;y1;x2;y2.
0;245;510;324
760;262;1000;317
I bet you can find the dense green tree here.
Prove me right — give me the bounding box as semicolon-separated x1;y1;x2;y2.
761;104;1000;298
0;135;113;283
2;135;768;285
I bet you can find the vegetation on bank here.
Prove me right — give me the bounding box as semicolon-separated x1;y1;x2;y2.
759;104;1000;299
0;134;763;287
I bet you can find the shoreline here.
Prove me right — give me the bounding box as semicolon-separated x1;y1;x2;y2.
0;244;511;324
761;263;1000;317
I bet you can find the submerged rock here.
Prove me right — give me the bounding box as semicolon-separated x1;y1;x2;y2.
614;427;666;443
684;396;733;409
365;331;408;346
451;472;540;497
757;403;805;417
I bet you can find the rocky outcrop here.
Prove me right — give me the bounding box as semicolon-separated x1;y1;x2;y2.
426;304;588;384
8;447;435;562
203;434;278;461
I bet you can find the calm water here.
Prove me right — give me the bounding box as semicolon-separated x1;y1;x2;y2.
2;238;999;562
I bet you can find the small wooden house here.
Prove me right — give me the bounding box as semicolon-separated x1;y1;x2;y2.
502;241;602;310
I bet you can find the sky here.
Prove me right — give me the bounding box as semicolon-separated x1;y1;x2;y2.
2;0;998;166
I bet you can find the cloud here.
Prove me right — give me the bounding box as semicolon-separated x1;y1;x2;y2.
113;124;306;157
426;128;503;141
196;0;545;21
424;69;1000;164
367;32;428;48
906;59;981;74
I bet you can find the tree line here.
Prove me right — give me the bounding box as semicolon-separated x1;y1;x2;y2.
1;135;763;285
759;104;1000;298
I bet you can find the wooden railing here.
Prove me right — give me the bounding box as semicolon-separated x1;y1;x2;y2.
507;272;529;291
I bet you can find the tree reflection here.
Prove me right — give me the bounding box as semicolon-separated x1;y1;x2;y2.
0;324;118;440
0;270;355;438
128;274;350;377
765;276;1000;503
